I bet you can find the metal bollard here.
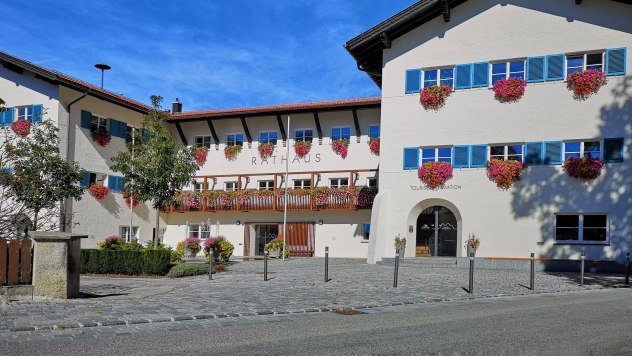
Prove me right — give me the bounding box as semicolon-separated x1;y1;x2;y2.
393;247;400;288
468;253;474;294
625;253;630;285
324;246;329;283
530;253;535;290
209;251;213;281
580;252;585;287
264;250;269;282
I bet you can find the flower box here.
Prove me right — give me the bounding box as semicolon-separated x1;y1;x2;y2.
417;162;453;189
368;138;380;156
10;119;31;137
563;157;603;181
486;159;525;189
258;142;275;159
88;183;110;200
294;141;311;158
195;146;208;165
566;70;607;100
493;78;527;103
420;85;452;111
224;145;242;161
91;128;112;147
332;139;349;159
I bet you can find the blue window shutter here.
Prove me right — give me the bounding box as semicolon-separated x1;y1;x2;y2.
403;147;419;170
116;176;125;192
525;142;543;165
455;64;473;89
545;54;565;81
32;104;43;123
108;175;117;190
470;145;488;167
118;121;128;138
472;62;489;88
606;48;626;76
2;107;14;125
141;128;149;143
405;69;422;94
80;110;92;129
453;146;470;168
527;57;545;82
604;138;624;163
80;171;91;188
544;141;563;165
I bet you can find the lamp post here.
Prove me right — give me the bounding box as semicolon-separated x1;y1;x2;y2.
94;63;111;89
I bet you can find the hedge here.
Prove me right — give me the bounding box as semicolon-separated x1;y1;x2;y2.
81;249;172;276
166;263;227;278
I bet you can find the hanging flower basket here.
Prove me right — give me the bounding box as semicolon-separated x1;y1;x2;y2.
493;78;527;103
10;119;31;137
332;139;349;159
258;142;275;159
88;183;110;200
91;128;112;147
224;145;242;161
417;161;453;189
563;157;603;181
566;70;607;100
195;146;208;165
368;138;380;156
486;159;525;189
294;141;312;158
123;189;140;208
420;85;453;111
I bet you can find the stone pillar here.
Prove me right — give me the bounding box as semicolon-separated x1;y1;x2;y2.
31;232;87;299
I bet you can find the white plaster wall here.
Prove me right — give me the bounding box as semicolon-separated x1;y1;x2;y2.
0;67;60;125
373;0;632;262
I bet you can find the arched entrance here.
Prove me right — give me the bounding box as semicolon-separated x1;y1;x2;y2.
416;206;458;257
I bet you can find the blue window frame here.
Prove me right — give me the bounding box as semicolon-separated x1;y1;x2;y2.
295;129;313;142
405;69;422;94
332;127;351;141
564;141;601;160
470;145;488;167
604;138;624;163
369;125;380;139
403;147;419;170
421;147;452;164
227;134;244;146
259;131;278;144
453;146;470;168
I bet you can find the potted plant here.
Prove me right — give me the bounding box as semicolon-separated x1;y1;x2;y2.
182;237;201;258
486;159;525;189
464;233;480;257
420;85;452;110
368;137;380;156
332;139;349;159
195;146;208;165
493;78;527;103
394;235;407;256
417;161;453;189
562;157;603;182
294;141;311;158
566;69;607;100
204;236;224;262
264;237;290;259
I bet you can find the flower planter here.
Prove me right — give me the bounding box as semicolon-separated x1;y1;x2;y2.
10;119;31;137
566;70;607;100
467;245;477;257
369;138;380;156
269;247;281;258
91;129;112;147
486;159;525;189
258;142;275;159
195;147;208;165
224;145;242;161
417;162;453;189
88;183;109;200
332;139;349;159
294;141;311;158
493;78;526;103
563;157;603;182
420;85;452;111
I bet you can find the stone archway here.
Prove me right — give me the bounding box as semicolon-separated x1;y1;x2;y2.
406;199;463;257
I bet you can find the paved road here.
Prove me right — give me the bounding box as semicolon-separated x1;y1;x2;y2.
5;289;632;355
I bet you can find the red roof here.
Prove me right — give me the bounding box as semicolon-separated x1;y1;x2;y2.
170;97;381;120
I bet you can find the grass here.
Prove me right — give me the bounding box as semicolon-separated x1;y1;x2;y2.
166;263;227;278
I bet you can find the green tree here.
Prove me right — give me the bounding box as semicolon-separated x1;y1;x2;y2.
112;95;199;247
1;120;84;230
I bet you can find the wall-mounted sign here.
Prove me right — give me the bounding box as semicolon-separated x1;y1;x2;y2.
410;185;462;191
251;153;322;166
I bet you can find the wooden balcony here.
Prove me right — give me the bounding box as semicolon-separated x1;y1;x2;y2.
164;169;378;213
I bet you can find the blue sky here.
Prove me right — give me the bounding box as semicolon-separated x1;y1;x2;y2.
1;0;415;111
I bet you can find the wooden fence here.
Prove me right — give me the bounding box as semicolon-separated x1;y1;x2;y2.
0;238;32;286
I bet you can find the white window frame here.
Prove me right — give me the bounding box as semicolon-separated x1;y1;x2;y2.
193;181;205;192
258;180;274;190
489;144;524;162
225;181;238;191
226;133;244;147
91;114;108;132
187;223;210;239
16;106;33;121
566;51;604;77
367;177;378;188
421;147;452;164
554;213;609;245
121;226;139;242
294;129;314;142
194;135;213;148
329;178;349;188
89;172;107;186
293;179;311;189
422;67;454;88
491;60;526;85
563;140;602;160
259;131;278;144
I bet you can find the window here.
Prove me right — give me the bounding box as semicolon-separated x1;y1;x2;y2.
188;223;210;239
604;138;624;163
91;115;107;132
423;68;454;88
260;131;278;144
369;125;380;139
329;178;349;188
566;52;604;76
89;172;106;186
193;181;204;192
403;147;419;170
121;226;139;242
195;136;212;148
16;106;33;122
525;142;563;165
492;60;525;84
225;182;238;191
555;214;608;243
564;141;601;160
295;129;313;142
258;180;274;190
331;127;351;141
367;177;378;188
489;144;523;161
362;223;370;242
226;134;244;147
293;179;311;189
421;147;452;164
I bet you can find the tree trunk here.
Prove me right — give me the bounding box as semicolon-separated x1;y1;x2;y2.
32;209;39;234
154;208;160;248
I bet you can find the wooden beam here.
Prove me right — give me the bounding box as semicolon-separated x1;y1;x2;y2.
174;122;187;146
312;112;323;142
442;0;450;22
352;108;361;143
205;118;219;146
379;32;391;49
276;115;287;141
240;116;252;144
575;0;582;4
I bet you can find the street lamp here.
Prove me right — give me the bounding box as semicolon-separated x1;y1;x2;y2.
94;63;111;89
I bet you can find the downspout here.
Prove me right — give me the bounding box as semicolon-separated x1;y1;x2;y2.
60;91;89;232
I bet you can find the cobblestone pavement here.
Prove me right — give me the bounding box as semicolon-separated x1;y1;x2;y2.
0;258;627;340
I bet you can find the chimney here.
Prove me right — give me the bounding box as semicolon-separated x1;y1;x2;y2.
172;98;183;114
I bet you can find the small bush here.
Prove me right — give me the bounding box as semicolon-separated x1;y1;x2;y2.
166;263;227;278
81;249;172;276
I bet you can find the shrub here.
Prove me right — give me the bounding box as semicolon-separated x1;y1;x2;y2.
80;249;172;276
98;235;126;250
166;263;227;278
356;186;378;208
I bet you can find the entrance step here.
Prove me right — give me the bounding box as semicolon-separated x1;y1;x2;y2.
377;257;457;268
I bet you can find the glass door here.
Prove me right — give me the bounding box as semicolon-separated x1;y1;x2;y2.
254;224;278;256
